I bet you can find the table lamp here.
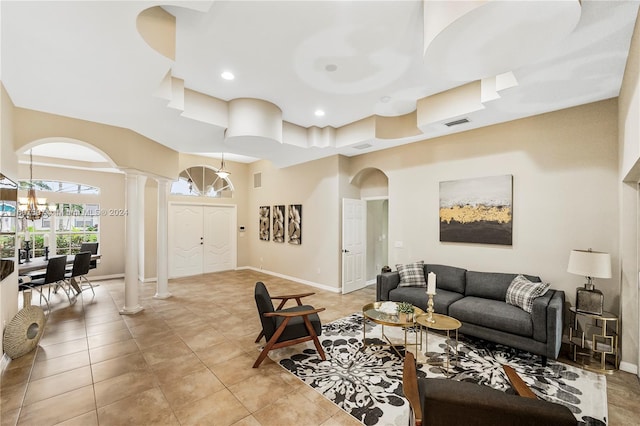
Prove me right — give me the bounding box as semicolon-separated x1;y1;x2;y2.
567;249;611;315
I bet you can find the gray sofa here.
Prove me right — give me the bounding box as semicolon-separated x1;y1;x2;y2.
376;264;565;363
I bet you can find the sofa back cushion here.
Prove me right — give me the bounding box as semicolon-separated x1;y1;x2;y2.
425;264;467;294
465;271;541;301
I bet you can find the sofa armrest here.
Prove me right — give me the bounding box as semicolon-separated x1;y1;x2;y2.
376;272;400;301
546;290;565;359
531;290;564;359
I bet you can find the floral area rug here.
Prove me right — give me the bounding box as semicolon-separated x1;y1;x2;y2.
269;313;608;426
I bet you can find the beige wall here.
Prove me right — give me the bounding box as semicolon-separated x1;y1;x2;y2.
350;99;620;311
0;84;18;354
247;156;342;289
618;9;640;373
13;108;179;179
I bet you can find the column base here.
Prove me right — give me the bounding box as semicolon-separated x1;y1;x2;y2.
153;292;172;300
119;305;144;315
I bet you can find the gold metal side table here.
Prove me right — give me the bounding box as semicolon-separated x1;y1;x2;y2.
568;306;619;373
362;302;424;357
416;313;461;374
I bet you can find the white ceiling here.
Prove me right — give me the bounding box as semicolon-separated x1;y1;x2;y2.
2;1;639;168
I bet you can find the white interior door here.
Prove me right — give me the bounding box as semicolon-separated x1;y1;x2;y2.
203;206;236;273
342;198;367;294
169;204;204;278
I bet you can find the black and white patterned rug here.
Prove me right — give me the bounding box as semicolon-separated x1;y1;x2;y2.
269;313;607;426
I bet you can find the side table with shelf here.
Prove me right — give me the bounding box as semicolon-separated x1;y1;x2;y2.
567;306;619;373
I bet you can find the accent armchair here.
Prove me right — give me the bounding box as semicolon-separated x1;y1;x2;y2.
253;281;326;368
402;351;576;426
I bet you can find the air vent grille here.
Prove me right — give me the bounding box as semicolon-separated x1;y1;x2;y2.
444;118;470;127
254;172;262;188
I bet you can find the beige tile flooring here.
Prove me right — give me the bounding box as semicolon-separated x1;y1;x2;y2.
1;269;639;425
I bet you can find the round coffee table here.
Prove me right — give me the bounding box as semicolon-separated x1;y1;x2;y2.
416;313;462;373
362;302;424;357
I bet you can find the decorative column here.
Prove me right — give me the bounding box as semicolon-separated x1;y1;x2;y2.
120;171;144;315
154;178;171;299
137;175;147;282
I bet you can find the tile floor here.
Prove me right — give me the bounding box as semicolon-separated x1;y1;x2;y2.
1;270;639;425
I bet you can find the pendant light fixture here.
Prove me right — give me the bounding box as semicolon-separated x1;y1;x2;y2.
18;150;54;221
216;153;230;179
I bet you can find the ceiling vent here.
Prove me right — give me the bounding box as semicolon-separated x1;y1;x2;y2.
253;172;262;188
353;143;373;150
444;118;470;127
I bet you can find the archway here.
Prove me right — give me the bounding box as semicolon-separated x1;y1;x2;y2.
350;167;389;284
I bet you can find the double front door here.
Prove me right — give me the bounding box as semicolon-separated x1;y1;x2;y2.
169;204;237;278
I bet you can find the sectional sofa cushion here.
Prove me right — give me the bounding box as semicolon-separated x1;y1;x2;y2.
397;261;426;287
389;287;464;315
449;297;533;337
506;275;550;313
426;264;467;294
465;271;541;301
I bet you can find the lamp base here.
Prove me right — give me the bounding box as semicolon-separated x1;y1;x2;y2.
576;286;604;315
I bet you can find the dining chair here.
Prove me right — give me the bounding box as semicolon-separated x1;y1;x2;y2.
253;281;326;368
22;255;72;308
80;242;99;270
65;251;93;296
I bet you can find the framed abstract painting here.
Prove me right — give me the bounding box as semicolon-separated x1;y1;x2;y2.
439;175;513;245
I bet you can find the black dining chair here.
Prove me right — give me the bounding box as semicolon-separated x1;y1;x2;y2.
22;255;72;308
80;242;99;270
65;251;94;296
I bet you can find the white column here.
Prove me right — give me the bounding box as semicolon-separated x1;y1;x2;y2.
154;178;171;299
120;172;144;315
137;175;147;282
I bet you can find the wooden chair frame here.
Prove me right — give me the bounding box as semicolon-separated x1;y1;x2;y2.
402;352;539;426
254;291;315;343
253;290;326;368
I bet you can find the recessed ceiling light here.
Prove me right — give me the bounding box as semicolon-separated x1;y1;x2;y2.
325;64;338;72
314;109;325;117
221;71;235;80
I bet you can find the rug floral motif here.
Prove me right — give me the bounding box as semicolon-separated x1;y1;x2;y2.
271;313;607;426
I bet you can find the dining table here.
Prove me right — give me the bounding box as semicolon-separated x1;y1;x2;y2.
18;254;101;275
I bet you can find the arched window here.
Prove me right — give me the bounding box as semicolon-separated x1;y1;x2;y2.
171;166;234;198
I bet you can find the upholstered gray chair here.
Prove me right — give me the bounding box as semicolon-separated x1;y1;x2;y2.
253;281;326;368
402;351;576;426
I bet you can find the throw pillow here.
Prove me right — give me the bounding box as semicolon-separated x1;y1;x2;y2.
506;274;550;313
396;261;426;287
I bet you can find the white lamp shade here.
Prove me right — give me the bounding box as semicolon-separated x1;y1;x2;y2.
567;249;612;279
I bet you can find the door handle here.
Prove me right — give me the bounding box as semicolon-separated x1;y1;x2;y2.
342;249;349;253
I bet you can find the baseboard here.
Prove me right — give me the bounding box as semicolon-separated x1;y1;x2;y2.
142;277;158;283
619;361;638;375
90;273;124;281
244;266;341;293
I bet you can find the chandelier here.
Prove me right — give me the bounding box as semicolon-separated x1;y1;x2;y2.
215;153;231;179
18;150;55;221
